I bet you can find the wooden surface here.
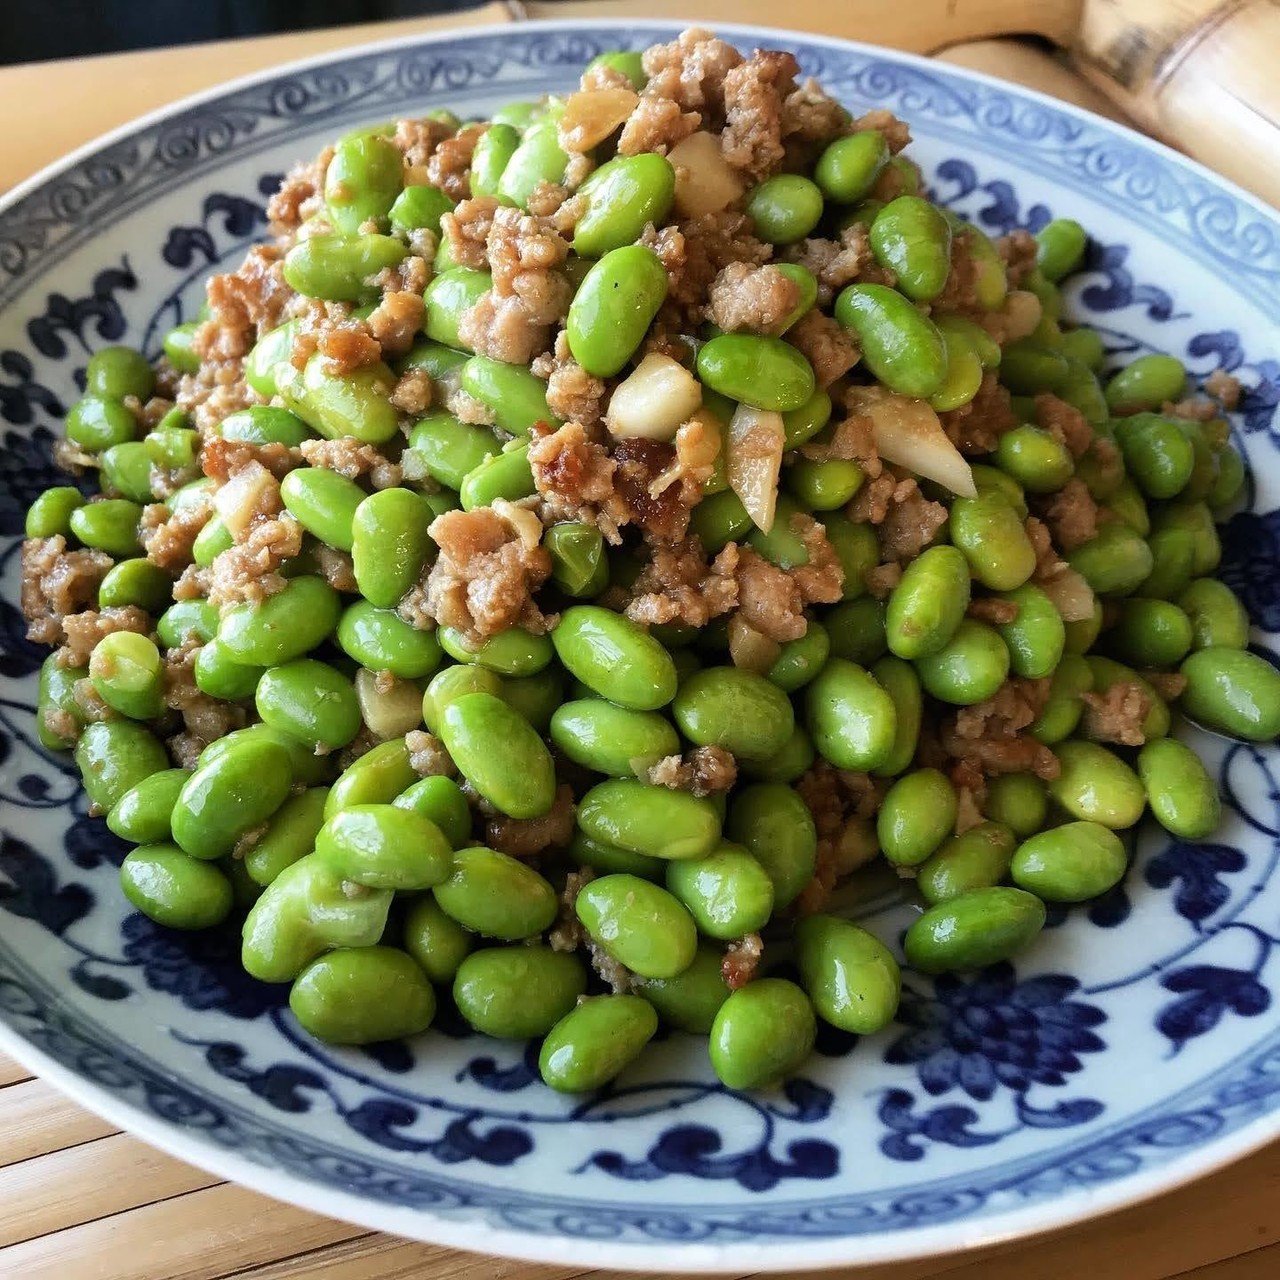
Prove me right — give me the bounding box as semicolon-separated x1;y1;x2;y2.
0;12;1275;1279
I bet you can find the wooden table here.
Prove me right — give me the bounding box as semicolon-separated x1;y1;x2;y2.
0;11;1275;1278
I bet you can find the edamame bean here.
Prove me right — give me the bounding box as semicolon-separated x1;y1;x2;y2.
869;656;922;779
905;886;1046;973
424;268;493;350
99;441;153;502
435;845;558;938
665;844;774;940
539;996;657;1093
459;356;560;435
806;658;897;771
1035;218;1087;282
1113;413;1195;499
915;619;1010;705
438;625;553;677
1105;353;1186;414
406;413;501;489
173;734;293;860
439;692;555;818
277;352;400;444
243;787;330;886
825;597;887;665
575;874;697;979
878;768;958;867
66;397;139;453
998;341;1068;395
983;772;1048;837
351;488;433;608
1179;579;1250;650
544;522;608;598
638;945;731;1033
996;583;1066;678
869;196;952;301
552;605;676;710
339;600;442;680
324;132;404;233
726;783;817;909
1152;501;1221;576
69;498;142;557
498;115;569;210
1138;737;1221;839
569;829;665;880
929;322;985;412
393;775;471;848
1179;647;1280;742
198;725;328;789
162;321;201;373
567;246;668;377
782;388;832;449
453;946;586;1038
970;464;1028;515
746;174;824;245
995;425;1074;494
696;334;815;412
498;668;563;732
315;803;452;890
243;321;297;397
1068;523;1154;597
1138;526;1196;601
458;439;536;512
469;123;520;201
421;664;502;732
283;233;406;301
89;632;164;720
1049;740;1146;829
834;283;946;398
256;659;361;750
785;454;864;510
949;492;1036;591
964;224;1008;309
191;517;233;568
75;720;169;814
1105;477;1150;535
219;576;342;667
797;915;900;1034
107;769;190;844
280;467;365;551
815;131;889;202
1207;444;1245;511
120;844;233;931
1011;821;1127;902
25;487;84;538
1057;357;1109;426
325;738;418;817
402;896;472;984
575;154;676;257
673;666;794;762
578;778;722;861
290;946;435;1044
36;656;84;750
549;699;679;776
709;979;816;1090
1109;598;1193;668
918;822;1016;905
689;488;752;553
767;622;830;693
886;545;970;659
99;558;170;612
1028;652;1093;745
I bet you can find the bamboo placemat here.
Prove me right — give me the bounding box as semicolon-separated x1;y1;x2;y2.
0;12;1275;1278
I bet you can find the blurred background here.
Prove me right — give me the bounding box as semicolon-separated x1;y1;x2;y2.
0;0;483;64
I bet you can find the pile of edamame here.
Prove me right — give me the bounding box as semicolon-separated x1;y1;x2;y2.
23;35;1280;1096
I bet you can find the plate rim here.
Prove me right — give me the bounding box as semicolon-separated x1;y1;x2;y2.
0;16;1276;1272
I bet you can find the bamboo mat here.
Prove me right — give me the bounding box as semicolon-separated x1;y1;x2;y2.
0;10;1275;1278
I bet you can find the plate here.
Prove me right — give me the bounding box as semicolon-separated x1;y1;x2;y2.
0;20;1277;1273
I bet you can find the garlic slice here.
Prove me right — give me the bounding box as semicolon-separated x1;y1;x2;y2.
849;385;977;498
727;403;785;533
667;130;745;217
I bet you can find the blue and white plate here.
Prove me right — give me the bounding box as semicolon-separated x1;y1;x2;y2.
0;21;1277;1272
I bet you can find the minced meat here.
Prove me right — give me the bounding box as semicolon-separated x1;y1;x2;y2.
722;933;762;989
20;537;113;647
1080;681;1151;747
707;262;800;334
1040;477;1099;553
646;745;738;796
625;538;738;628
299;438;401;489
57;605;150;669
786;309;860;387
486;783;575;857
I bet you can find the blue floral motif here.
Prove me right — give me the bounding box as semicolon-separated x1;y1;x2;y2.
876;1089;1003;1162
1079;241;1180;322
1219;509;1280;631
1145;841;1248;925
162;192;270;270
26;259;137;362
0;350;64;426
1156;964;1271;1053
0;830;92;935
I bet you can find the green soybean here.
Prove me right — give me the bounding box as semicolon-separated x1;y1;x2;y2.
336;600;442;678
552;605;676;710
567;246;668;377
421;664;502;732
638;946;731;1034
834;283;946;398
351;488;433;608
886;545;971;659
290;946;435;1044
1179;647;1280;742
539;996;658;1093
575;154;676;257
388;182;455;234
575;874;697;979
1035;218;1087;282
725;783;817;910
578;778;722;862
767;622;830;693
99;558;170;613
569;830;665;881
1011;821;1127;902
815;131;889;202
75;720;169;813
243;787;331;886
325;738;419;816
162;322;201;374
915;619;1010;705
401;896;472;984
1113;413;1195;499
1068;522;1155;597
949;492;1036;591
905;886;1046;973
1136;737;1220;840
544;522;608;598
996;583;1066;679
1179;579;1250;650
99;443;154;502
983;773;1048;837
315;803;452;891
696;334;815;412
497;115;569;210
243;321;297;397
1108;598;1193;668
393;775;471;849
797;915;900;1034
424;268;493;350
434;845;557;939
120;844;233;931
709;979;816;1090
995;425;1074;494
918;822;1017;905
1152;501;1221;577
219;576;342;668
806;658;897;771
280;467;365;552
1105;353;1186;414
324;132;404;233
665;844;775;940
26;486;84;538
89;632;164;720
877;769;958;866
256;659;361;750
746;173;824;245
277;353;400;444
36;656;84;750
439;691;556;818
1029;652;1093;744
69;498;142;557
673;666;794;762
282;233;406;301
549;699;679;776
438;625;552;677
869;656;922;778
469;123;520;201
459;356;560;435
825;597;887;665
406;413;501;489
107;768;190;844
66;396;139;452
1049;740;1146;829
869;196;952;301
453;946;586;1039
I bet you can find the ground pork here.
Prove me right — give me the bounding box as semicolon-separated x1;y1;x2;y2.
55;605;151;669
314;544;357;594
781;77;849;147
440;196;499;271
266;146;332;232
786;309;859;388
722;933;763;990
852;107;911;153
205;515;304;609
876;480;949;562
1040;477;1099;553
625;538;739;628
1035;393;1094;458
548;867;594;953
425;123;486;201
794;762;885;913
486;783;576;857
734;514;843;642
641;213;771;325
1080;681;1151;747
163;639;247;757
20;537;113;647
938;372;1019;456
365;291;425;357
998;228;1039;288
646;746;737;796
785;224;882;307
1205;368;1243;409
929;230;982;314
299;437;401;489
201;436;297;484
706;262;799;335
531;332;606;428
864;561;903;600
968;597;1020;626
419;502;553;642
612;437;704;544
529;420;631;542
940;678;1059;781
198;244;293;360
173;357;261;435
404;729;455;778
390;367;433;416
392;117;455;169
1025;515;1070;586
720;49;798;181
1148;671;1188;701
